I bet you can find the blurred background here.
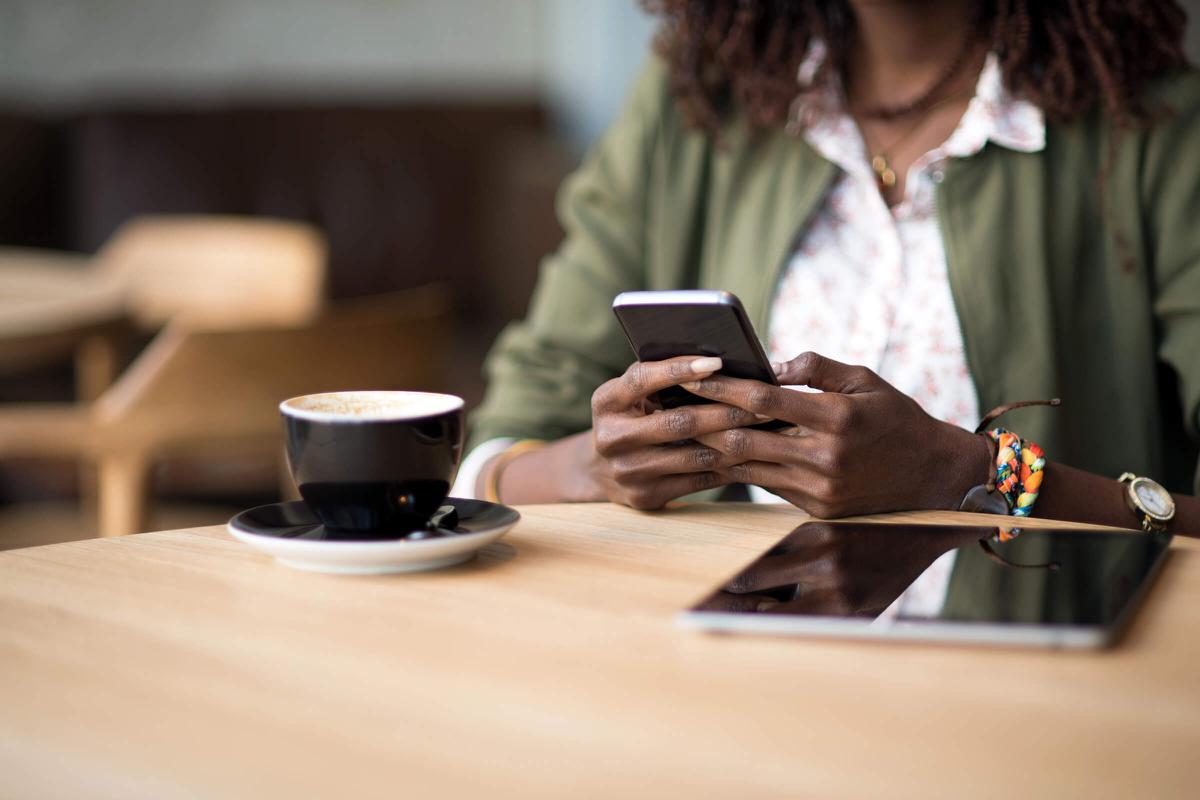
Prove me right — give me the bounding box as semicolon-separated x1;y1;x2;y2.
0;1;1197;546
0;0;653;545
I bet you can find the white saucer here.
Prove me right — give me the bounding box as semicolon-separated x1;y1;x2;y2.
226;498;519;574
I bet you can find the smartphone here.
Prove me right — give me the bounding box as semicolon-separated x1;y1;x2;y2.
611;290;787;429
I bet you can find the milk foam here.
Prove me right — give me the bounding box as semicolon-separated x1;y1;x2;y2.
280;391;463;422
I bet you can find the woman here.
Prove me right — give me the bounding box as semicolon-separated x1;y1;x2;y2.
456;0;1200;533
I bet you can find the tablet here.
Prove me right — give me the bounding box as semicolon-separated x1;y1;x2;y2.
679;521;1172;648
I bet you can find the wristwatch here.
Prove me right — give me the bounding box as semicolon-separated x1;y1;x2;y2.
1117;473;1175;532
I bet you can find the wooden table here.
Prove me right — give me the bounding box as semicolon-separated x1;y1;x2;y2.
1;503;1197;798
0;250;128;399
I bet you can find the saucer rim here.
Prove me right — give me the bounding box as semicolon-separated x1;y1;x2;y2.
275;551;475;575
227;497;519;551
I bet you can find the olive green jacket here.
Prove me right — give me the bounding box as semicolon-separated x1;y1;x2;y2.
471;57;1200;495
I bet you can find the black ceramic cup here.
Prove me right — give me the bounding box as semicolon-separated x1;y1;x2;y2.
280;391;464;533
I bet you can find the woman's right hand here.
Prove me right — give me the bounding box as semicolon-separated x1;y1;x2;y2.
483;356;759;507
583;356;763;509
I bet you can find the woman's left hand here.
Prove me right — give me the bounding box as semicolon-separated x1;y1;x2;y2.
682;351;990;518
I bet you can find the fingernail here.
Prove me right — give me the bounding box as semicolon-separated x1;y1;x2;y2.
771;361;784;376
681;381;700;391
690;357;722;374
754;413;772;421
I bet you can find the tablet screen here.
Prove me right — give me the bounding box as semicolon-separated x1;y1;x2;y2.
682;521;1172;647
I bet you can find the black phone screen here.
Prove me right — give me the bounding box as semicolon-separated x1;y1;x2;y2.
612;294;779;415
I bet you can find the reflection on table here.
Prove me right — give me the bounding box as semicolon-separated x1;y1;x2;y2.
695;520;1171;629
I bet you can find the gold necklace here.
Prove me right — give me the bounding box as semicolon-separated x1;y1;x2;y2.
863;91;972;191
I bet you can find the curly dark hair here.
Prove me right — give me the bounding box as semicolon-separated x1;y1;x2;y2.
644;0;1190;131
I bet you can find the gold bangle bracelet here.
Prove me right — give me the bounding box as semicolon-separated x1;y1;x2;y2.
483;439;546;503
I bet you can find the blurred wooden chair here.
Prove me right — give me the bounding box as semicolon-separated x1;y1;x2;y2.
0;247;129;403
0;285;451;537
2;215;326;402
96;214;326;331
1;213;452;537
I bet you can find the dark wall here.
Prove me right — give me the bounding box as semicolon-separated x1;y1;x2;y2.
0;102;569;316
0;113;67;249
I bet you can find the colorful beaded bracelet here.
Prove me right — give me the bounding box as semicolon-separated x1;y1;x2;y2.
985;427;1047;519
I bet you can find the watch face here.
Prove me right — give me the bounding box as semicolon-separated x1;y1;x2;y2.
1133;478;1174;520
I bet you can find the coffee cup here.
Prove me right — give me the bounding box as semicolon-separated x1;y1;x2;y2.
280;390;464;532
